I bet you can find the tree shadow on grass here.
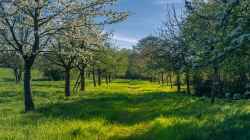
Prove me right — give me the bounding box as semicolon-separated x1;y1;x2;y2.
14;89;250;140
32;82;64;89
111;122;211;140
0;91;19;98
210;112;250;140
0;91;21;103
109;112;250;140
34;92;219;125
111;104;250;140
35;92;171;123
0;78;15;82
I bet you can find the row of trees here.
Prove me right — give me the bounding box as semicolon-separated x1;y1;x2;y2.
127;0;250;102
0;0;128;112
0;0;249;111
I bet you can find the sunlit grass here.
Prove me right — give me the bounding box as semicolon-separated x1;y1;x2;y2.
1;69;250;139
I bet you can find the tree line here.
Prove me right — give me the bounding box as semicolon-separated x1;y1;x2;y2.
0;0;128;112
127;0;250;102
0;0;249;112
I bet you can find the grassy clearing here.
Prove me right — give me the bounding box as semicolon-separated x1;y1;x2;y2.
0;69;250;140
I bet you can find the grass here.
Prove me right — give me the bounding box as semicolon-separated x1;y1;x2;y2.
1;69;250;140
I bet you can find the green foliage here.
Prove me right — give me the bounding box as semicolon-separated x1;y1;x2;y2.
178;0;250;97
94;46;129;78
0;0;128;111
43;68;64;81
127;36;163;79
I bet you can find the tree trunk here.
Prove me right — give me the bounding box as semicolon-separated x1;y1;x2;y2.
80;67;85;91
105;73;109;86
108;74;111;84
65;68;71;97
166;75;169;86
161;72;164;86
13;68;19;84
22;6;39;111
97;69;102;86
158;74;161;85
176;71;181;92
18;69;22;82
211;65;219;103
92;67;96;87
186;70;191;94
23;63;34;112
18;68;22;81
170;73;173;88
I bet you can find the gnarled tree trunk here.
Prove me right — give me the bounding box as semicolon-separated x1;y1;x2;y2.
170;73;173;88
80;67;85;91
92;66;96;87
13;68;19;84
176;71;181;92
108;74;111;84
161;72;164;86
23;61;34;112
105;73;109;86
186;70;191;94
65;68;71;97
97;68;102;86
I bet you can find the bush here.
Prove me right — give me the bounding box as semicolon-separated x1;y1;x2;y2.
243;91;250;99
193;79;212;97
43;68;64;81
225;92;231;99
233;93;241;100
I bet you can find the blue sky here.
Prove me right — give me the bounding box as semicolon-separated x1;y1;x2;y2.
106;0;185;49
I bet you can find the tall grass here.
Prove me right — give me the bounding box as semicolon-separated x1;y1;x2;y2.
0;69;250;140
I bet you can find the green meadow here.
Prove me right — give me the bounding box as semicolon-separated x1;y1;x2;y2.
1;68;250;140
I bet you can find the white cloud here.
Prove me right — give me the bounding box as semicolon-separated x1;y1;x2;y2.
113;34;138;44
111;34;139;49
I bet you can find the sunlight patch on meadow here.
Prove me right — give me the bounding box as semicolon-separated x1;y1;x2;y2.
1;77;250;139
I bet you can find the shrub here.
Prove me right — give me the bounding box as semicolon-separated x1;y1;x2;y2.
43;68;64;81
